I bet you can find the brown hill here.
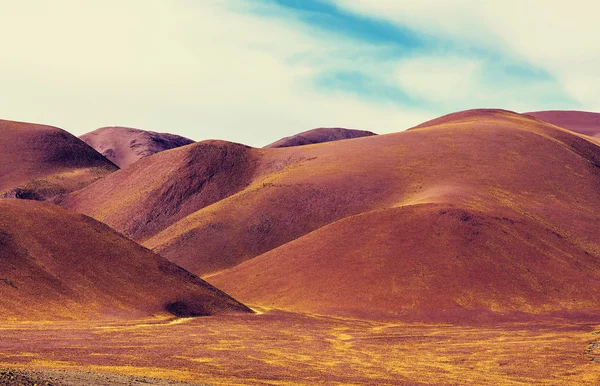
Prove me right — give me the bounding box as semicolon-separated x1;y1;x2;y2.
525;110;600;137
63;109;600;286
59;140;261;241
80;126;194;168
0;199;250;321
264;127;376;148
209;204;600;322
204;109;600;320
0;120;118;200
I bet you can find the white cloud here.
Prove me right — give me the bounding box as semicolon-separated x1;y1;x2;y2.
333;0;600;111
0;0;596;149
0;0;430;146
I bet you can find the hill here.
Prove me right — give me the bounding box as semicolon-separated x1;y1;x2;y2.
525;110;600;137
264;127;376;148
202;109;600;321
80;126;194;168
58;140;261;241
0;120;118;200
209;203;600;321
63;110;600;275
0;199;250;321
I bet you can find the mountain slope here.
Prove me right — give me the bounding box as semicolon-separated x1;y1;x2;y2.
264;127;376;148
204;109;600;320
209;203;600;321
0;120;118;200
56;109;600;320
0;199;250;321
525;110;600;137
150;110;600;274
59;140;261;241
80;126;194;168
61;110;600;279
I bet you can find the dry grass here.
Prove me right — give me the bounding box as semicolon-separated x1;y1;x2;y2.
0;309;599;385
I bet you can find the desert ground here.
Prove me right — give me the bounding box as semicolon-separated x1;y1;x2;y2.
2;110;600;385
1;309;600;385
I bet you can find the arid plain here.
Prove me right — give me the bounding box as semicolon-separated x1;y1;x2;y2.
2;110;600;385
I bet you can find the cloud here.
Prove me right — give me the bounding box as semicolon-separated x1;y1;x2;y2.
0;0;595;148
331;0;600;111
250;0;578;114
0;0;435;146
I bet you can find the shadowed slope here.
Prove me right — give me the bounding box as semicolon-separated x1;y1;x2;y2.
0;199;250;321
80;126;194;168
264;127;376;148
0;120;118;200
59;141;260;240
525;110;600;137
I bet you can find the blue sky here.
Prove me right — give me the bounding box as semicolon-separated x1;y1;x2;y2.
250;0;576;110
0;0;597;146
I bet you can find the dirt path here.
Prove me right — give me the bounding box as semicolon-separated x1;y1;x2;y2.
0;368;208;386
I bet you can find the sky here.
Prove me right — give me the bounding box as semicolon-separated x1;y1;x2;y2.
0;0;598;147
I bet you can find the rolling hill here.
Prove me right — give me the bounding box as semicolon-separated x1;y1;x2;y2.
207;109;600;320
58;108;600;320
525;110;600;137
59;140;261;241
209;203;600;322
80;126;194;168
0;199;250;321
0;120;118;200
264;127;376;148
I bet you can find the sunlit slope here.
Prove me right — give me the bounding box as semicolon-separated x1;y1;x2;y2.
60;109;600;280
0;120;118;200
148;109;600;276
210;203;600;321
526;110;600;137
264;127;376;148
80;126;194;168
204;109;600;320
0;199;250;321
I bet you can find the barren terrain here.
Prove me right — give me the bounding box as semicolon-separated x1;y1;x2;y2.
4;109;600;384
1;310;599;385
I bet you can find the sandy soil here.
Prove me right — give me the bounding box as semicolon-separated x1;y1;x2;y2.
1;309;599;385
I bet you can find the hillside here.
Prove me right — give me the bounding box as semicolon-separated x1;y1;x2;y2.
61;110;600;286
0;120;118;200
204;109;600;320
209;203;600;321
525;110;600;137
0;199;250;321
59;140;261;241
80;126;194;168
264;127;376;148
